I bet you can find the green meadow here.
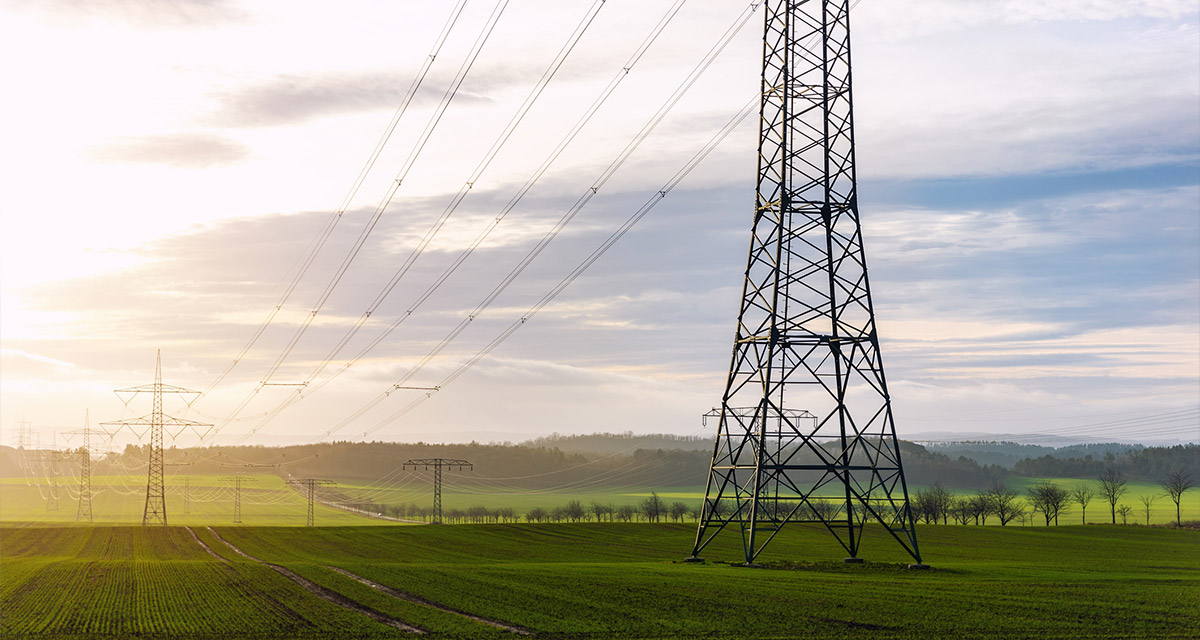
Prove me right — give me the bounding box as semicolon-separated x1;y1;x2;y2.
4;473;1195;526
0;475;391;527
1;523;1196;638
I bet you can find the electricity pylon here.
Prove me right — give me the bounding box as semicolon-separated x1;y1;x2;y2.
403;458;472;524
290;478;335;526
690;0;922;566
221;475;256;523
64;411;104;522
102;351;210;526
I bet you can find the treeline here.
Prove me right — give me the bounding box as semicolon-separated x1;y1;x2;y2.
925;441;1146;469
1012;445;1199;482
350;493;697;525
523;432;712;454
5;437;1194;495
912;469;1196;528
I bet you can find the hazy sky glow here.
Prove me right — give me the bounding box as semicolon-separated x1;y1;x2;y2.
2;0;1198;450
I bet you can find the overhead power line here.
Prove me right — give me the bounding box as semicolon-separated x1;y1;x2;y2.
332;92;760;443
195;0;473;401
216;0;699;446
294;0;761;444
203;0;513;440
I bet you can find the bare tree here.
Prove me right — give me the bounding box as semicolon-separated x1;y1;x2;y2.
1139;495;1157;526
968;494;992;525
950;497;973;525
590;501;613;523
1029;480;1071;526
669;501;689;523
616;504;636;522
985;482;1023;526
1070;486;1095;524
914;488;938;524
1160;471;1194;526
639;492;665;523
932;483;954;524
1116;504;1132;525
1098;469;1128;524
564;500;586;523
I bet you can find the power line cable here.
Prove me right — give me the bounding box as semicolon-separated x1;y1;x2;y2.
193;0;473;400
216;0;699;446
331;91;760;443
201;0;513;440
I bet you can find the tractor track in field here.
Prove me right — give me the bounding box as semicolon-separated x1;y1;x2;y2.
326;565;534;635
203;527;425;634
184;527;228;562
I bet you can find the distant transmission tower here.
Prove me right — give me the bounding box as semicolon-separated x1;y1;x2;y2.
690;0;923;566
12;419;33;449
291;478;335;526
102;351;210;526
222;475;256;523
404;458;472;524
64;411;102;522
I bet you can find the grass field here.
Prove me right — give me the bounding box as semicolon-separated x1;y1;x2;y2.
1002;477;1194;524
4;473;1196;527
2;522;1197;638
0;475;394;526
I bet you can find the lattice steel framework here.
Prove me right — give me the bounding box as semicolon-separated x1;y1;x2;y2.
223;476;256;523
102;351;209;526
64;414;100;522
404;458;472;524
689;0;921;565
290;478;335;526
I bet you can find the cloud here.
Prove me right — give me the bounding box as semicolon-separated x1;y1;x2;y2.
2;0;247;27
87;133;250;168
0;348;76;371
206;63;546;128
853;9;1200;179
857;0;1198;41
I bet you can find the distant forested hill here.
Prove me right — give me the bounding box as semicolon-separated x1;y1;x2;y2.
522;432;711;454
923;441;1145;469
3;437;1192;490
1012;444;1199;481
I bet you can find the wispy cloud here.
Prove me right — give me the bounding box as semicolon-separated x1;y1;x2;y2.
3;0;248;27
87;133;250;168
205;62;547;128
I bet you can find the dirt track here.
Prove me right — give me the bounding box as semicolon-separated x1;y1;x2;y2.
203;527;424;633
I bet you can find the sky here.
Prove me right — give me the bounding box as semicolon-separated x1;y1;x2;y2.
1;0;1197;452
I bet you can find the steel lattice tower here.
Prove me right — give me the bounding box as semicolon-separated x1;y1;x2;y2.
404;458;472;524
73;414;95;522
689;0;922;566
102;351;209;526
78;425;92;521
290;478;334;526
223;476;255;523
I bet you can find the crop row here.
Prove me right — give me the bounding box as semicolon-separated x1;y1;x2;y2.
0;534;395;637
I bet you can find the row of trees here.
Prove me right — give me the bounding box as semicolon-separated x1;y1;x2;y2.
525;495;697;524
912;469;1195;527
352;493;700;524
347;470;1194;527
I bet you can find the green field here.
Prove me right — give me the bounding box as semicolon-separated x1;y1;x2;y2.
2;522;1197;638
5;472;1197;527
1002;477;1194;524
0;475;396;526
